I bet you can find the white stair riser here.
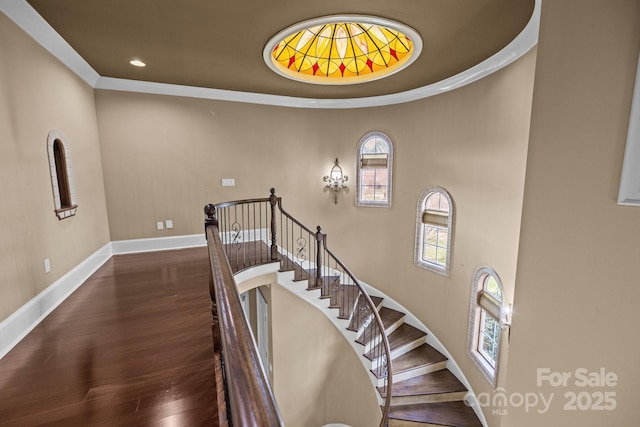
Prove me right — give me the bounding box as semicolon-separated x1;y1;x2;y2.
357;315;404;349
391;336;427;359
391;390;468;406
389;420;444;427
374;360;449;388
370;335;428;369
393;361;448;383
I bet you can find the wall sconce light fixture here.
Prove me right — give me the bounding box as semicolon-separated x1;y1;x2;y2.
501;303;513;342
501;304;513;327
323;158;348;204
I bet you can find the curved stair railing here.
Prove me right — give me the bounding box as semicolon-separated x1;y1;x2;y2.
204;188;393;427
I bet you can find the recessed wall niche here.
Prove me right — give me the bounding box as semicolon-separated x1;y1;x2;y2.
47;129;77;219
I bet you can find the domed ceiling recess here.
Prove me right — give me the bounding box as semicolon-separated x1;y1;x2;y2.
265;16;422;85
5;0;538;108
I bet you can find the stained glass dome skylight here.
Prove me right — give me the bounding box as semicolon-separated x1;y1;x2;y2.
264;16;422;85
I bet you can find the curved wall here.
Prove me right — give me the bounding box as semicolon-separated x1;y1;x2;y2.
236;268;381;427
505;1;640;426
271;282;381;427
95;46;536;426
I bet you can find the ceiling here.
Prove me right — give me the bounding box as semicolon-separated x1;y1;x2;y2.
6;0;538;106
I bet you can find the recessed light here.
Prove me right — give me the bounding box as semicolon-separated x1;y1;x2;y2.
129;59;146;67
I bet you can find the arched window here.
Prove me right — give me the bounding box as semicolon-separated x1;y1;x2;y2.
53;140;71;208
468;267;506;386
47;129;77;219
356;132;393;207
414;187;453;275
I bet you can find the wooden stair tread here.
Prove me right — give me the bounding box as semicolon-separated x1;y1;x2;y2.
364;323;426;360
392;344;448;375
279;257;310;281
372;343;447;379
356;307;404;345
305;270;339;293
329;284;358;307
370;296;383;308
379;307;405;327
347;295;383;331
379;370;467;398
388;401;482;427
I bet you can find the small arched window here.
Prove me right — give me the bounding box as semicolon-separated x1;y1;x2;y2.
47;130;77;219
468;267;505;387
414;187;453;275
53;140;71;208
356;132;393;207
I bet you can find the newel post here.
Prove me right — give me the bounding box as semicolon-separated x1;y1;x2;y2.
269;188;278;261
315;226;323;284
204;204;218;238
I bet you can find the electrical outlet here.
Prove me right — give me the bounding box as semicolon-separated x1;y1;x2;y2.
221;178;236;187
44;258;51;273
165;220;173;229
157;221;164;230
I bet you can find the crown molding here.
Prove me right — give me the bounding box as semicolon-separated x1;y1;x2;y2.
1;0;539;109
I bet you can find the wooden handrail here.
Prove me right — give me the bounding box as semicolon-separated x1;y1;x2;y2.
205;206;284;427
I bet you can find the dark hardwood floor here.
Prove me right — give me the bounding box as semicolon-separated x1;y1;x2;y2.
0;247;218;426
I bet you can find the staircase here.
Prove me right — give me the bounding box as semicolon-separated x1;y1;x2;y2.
285;258;483;427
209;190;484;427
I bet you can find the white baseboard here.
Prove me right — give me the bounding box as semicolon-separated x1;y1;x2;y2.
0;233;209;360
0;242;113;360
111;233;206;254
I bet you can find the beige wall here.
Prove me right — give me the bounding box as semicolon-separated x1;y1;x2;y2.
504;1;640;426
271;283;381;427
0;13;110;322
95;48;536;425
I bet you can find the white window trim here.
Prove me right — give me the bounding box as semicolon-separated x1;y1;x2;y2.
467;266;504;387
413;187;453;276
47;129;78;220
355;131;393;208
618;51;640;206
